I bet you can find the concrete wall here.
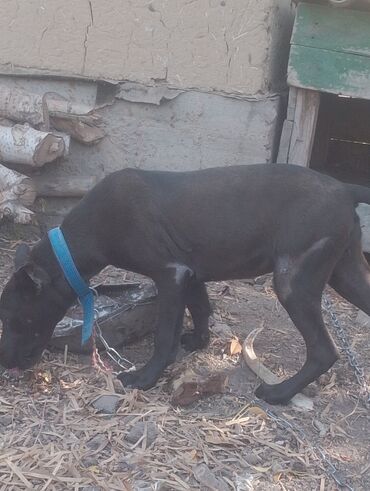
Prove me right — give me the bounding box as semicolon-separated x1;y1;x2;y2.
0;0;293;95
46;87;282;176
0;1;295;226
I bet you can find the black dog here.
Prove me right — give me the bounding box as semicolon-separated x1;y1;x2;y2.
1;164;370;405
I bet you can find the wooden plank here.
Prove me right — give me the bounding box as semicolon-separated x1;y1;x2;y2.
277;120;293;164
288;88;320;167
292;3;370;58
288;45;370;99
287;86;298;121
277;87;297;164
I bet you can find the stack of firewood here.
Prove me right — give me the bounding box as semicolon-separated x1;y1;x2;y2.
0;86;105;224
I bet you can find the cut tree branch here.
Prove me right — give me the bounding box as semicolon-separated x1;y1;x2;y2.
0;165;36;224
51;116;105;145
0;124;65;166
0;86;45;126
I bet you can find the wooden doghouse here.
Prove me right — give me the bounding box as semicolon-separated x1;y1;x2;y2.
278;2;370;169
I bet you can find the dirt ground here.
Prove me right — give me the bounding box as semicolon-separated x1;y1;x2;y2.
0;224;369;491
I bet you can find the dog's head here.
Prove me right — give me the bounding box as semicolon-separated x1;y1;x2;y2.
0;243;68;370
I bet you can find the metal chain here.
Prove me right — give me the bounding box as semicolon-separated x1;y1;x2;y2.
239;292;370;490
246;293;369;490
246;397;354;491
93;309;136;373
323;294;370;408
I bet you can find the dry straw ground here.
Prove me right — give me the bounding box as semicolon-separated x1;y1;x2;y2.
0;228;369;490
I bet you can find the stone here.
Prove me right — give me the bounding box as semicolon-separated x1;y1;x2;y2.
234;473;254;491
193;463;229;491
86;434;108;451
242;450;261;466
125;421;158;446
0;414;13;426
81;455;99;468
92;394;121;414
115;457;135;473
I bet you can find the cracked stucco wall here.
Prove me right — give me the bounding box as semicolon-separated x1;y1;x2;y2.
33;86;282;228
0;0;292;95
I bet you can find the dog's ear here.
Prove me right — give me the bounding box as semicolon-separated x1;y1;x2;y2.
14;243;50;291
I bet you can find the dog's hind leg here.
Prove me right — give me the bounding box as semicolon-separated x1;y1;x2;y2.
255;239;340;405
329;225;370;315
181;280;211;351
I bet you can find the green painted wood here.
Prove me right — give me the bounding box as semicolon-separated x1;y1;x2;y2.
288;44;370;99
292;3;370;57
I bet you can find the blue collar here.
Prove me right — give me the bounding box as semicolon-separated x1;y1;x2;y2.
48;227;94;345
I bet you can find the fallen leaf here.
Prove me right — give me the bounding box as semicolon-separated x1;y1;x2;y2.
229;338;242;355
273;472;282;482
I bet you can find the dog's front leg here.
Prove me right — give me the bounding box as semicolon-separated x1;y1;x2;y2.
118;265;192;390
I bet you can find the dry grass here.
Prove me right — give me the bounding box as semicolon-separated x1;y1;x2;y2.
0;349;343;491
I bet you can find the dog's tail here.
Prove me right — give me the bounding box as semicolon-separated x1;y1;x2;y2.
347;184;370;206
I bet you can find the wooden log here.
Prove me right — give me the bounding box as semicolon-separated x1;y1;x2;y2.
47;96;100;118
34;176;98;198
0;165;36;224
50;112;102;125
0;124;65;166
51;116;105;145
0;87;103;130
0;86;45;126
54;132;70;156
50;283;157;354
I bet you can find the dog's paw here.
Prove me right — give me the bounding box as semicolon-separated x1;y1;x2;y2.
181;331;209;352
255;382;291;406
117;369;156;390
